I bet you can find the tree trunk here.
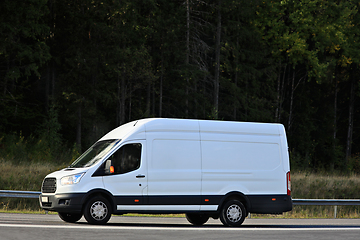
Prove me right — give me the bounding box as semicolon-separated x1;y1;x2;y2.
288;69;295;131
275;60;282;122
117;72;126;126
159;61;163;117
146;82;151;117
152;83;155;116
213;0;221;119
331;77;338;171
76;102;82;151
45;66;50;110
45;60;56;111
128;81;132;121
121;76;125;125
345;75;355;166
185;0;190;118
233;38;239;120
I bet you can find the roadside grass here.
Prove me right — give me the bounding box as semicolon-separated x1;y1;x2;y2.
0;209;52;214
291;172;360;199
0;159;66;212
0;159;67;191
1;159;360;218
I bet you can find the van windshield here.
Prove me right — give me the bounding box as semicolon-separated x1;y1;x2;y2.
69;139;121;168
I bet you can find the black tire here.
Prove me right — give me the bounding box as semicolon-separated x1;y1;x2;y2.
185;213;209;226
220;200;246;227
83;196;112;225
58;212;83;223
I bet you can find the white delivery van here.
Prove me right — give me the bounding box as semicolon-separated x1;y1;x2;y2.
40;118;292;226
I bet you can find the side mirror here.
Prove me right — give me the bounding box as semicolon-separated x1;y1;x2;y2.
105;160;114;174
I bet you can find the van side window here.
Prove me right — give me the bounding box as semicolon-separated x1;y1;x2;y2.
110;143;142;174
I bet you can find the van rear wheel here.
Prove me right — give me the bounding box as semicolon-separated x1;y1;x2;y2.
185;213;209;226
220;200;246;227
84;196;112;224
58;212;83;223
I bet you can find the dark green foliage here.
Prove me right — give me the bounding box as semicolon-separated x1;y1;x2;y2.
0;0;359;173
0;0;51;136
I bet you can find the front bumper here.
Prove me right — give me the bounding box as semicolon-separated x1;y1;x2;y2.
39;193;86;213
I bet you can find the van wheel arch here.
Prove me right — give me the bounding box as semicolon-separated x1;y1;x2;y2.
81;189;115;214
218;192;250;215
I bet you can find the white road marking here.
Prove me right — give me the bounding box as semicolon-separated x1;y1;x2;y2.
0;223;360;231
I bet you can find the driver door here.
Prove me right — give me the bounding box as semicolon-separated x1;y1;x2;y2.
102;140;148;211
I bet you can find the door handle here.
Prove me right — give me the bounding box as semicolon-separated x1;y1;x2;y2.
136;175;145;178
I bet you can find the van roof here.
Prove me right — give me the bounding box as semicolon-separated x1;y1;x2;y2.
145;118;282;135
99;118;284;141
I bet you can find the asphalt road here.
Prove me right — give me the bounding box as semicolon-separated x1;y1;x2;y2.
1;213;360;240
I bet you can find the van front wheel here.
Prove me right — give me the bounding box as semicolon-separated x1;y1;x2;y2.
84;196;112;224
186;213;209;226
220;200;246;227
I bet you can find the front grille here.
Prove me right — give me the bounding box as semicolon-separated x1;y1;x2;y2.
42;178;56;193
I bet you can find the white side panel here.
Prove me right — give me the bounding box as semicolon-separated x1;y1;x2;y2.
147;132;201;197
201;168;285;195
200;131;286;195
202;141;281;171
278;125;290;172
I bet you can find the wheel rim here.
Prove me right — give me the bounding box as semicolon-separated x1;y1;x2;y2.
226;204;242;223
90;201;108;221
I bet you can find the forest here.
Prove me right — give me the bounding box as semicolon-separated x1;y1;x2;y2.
0;0;359;173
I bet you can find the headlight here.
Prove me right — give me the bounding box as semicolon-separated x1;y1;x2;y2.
60;173;85;185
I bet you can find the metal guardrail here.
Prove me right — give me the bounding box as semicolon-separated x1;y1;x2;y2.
292;199;360;218
0;190;41;199
292;198;360;218
1;190;360;218
293;199;360;206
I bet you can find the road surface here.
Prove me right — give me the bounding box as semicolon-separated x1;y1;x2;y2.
1;213;360;240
